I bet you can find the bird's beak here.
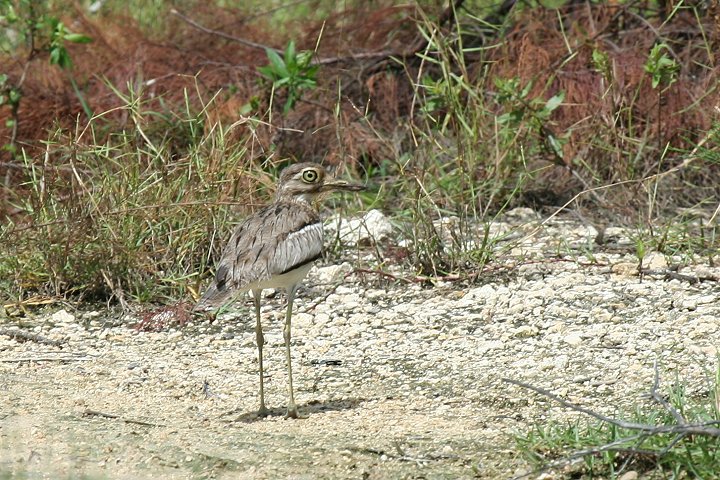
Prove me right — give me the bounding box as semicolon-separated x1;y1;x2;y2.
321;179;366;192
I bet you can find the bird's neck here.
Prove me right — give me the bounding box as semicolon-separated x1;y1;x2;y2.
275;192;316;204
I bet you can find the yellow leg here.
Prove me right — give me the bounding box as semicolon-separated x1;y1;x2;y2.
284;286;299;418
253;289;269;417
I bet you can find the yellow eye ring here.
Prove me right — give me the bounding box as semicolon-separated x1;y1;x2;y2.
302;169;319;183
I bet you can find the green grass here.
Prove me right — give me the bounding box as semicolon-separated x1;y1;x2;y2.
0;82;269;304
514;365;720;478
2;1;720;304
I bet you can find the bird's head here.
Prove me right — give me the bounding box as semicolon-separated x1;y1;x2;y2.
275;163;365;202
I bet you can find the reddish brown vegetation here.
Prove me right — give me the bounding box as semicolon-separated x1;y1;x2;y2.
493;3;718;150
1;1;719;208
135;302;193;332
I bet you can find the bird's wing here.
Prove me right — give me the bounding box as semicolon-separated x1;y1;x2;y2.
195;202;323;310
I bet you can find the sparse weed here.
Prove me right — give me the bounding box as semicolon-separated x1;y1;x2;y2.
1;1;720;304
0;82;267;304
515;364;720;478
258;40;319;114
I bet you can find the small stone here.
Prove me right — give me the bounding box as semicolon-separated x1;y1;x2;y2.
564;333;583;346
330;209;394;245
51;309;75;324
643;251;667;270
292;312;314;328
611;262;638;276
314;263;353;284
503;207;540;221
618;472;638;480
512;325;539;338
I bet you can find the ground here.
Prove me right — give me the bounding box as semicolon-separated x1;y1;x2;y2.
2;211;720;479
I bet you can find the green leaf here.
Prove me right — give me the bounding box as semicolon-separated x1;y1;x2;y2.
283;95;295;114
64;33;92;44
296;50;313;68
239;103;253;115
284;40;296;70
547;134;564;158
49;47;62;65
304;65;319;78
591;49;609;76
8;89;21;104
274;77;290;87
644;43;678;90
2;4;18;23
298;78;316;89
544;92;564;113
520;80;533;99
50;47;72;69
51;19;65;38
266;49;288;77
257;65;278;81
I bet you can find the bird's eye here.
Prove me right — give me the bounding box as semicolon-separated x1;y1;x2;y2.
302;169;319;183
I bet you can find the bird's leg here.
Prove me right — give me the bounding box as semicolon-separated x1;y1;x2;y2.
253;289;269;417
284;285;299;418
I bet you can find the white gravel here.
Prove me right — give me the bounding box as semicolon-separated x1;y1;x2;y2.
2;209;719;479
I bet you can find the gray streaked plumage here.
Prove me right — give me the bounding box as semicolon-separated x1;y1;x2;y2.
195;162;364;418
195;200;323;310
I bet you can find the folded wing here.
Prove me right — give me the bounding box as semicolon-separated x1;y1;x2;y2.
195;202;323;310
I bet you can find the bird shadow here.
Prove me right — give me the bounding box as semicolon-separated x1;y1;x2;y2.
219;397;366;423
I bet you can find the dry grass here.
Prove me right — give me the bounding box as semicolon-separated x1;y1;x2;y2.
1;0;719;302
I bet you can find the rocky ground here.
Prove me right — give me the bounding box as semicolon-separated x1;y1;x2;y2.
2;209;720;479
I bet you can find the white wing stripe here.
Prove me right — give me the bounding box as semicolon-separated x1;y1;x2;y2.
272;222;323;275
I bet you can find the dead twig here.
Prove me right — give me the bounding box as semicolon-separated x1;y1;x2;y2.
503;377;720;436
640;268;718;284
172;1;466;67
3;295;60;315
1;355;92;362
648;360;687;426
351;445;456;464
0;328;64;348
510;433;657;480
171;9;283;55
82;409;165;427
505;370;720;480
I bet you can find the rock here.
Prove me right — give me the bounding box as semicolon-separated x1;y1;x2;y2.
328;209;394;245
690;265;719;281
643;251;667;269
618;472;638;480
601;227;633;245
292;312;314;328
564;333;583;346
611;262;638;276
512;326;539;338
51;309;75;324
503;207;540;221
314;262;353;284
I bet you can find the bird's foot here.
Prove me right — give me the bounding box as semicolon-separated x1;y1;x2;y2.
257;405;270;418
285;406;305;419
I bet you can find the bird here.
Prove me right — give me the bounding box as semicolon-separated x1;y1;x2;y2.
194;162;364;418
